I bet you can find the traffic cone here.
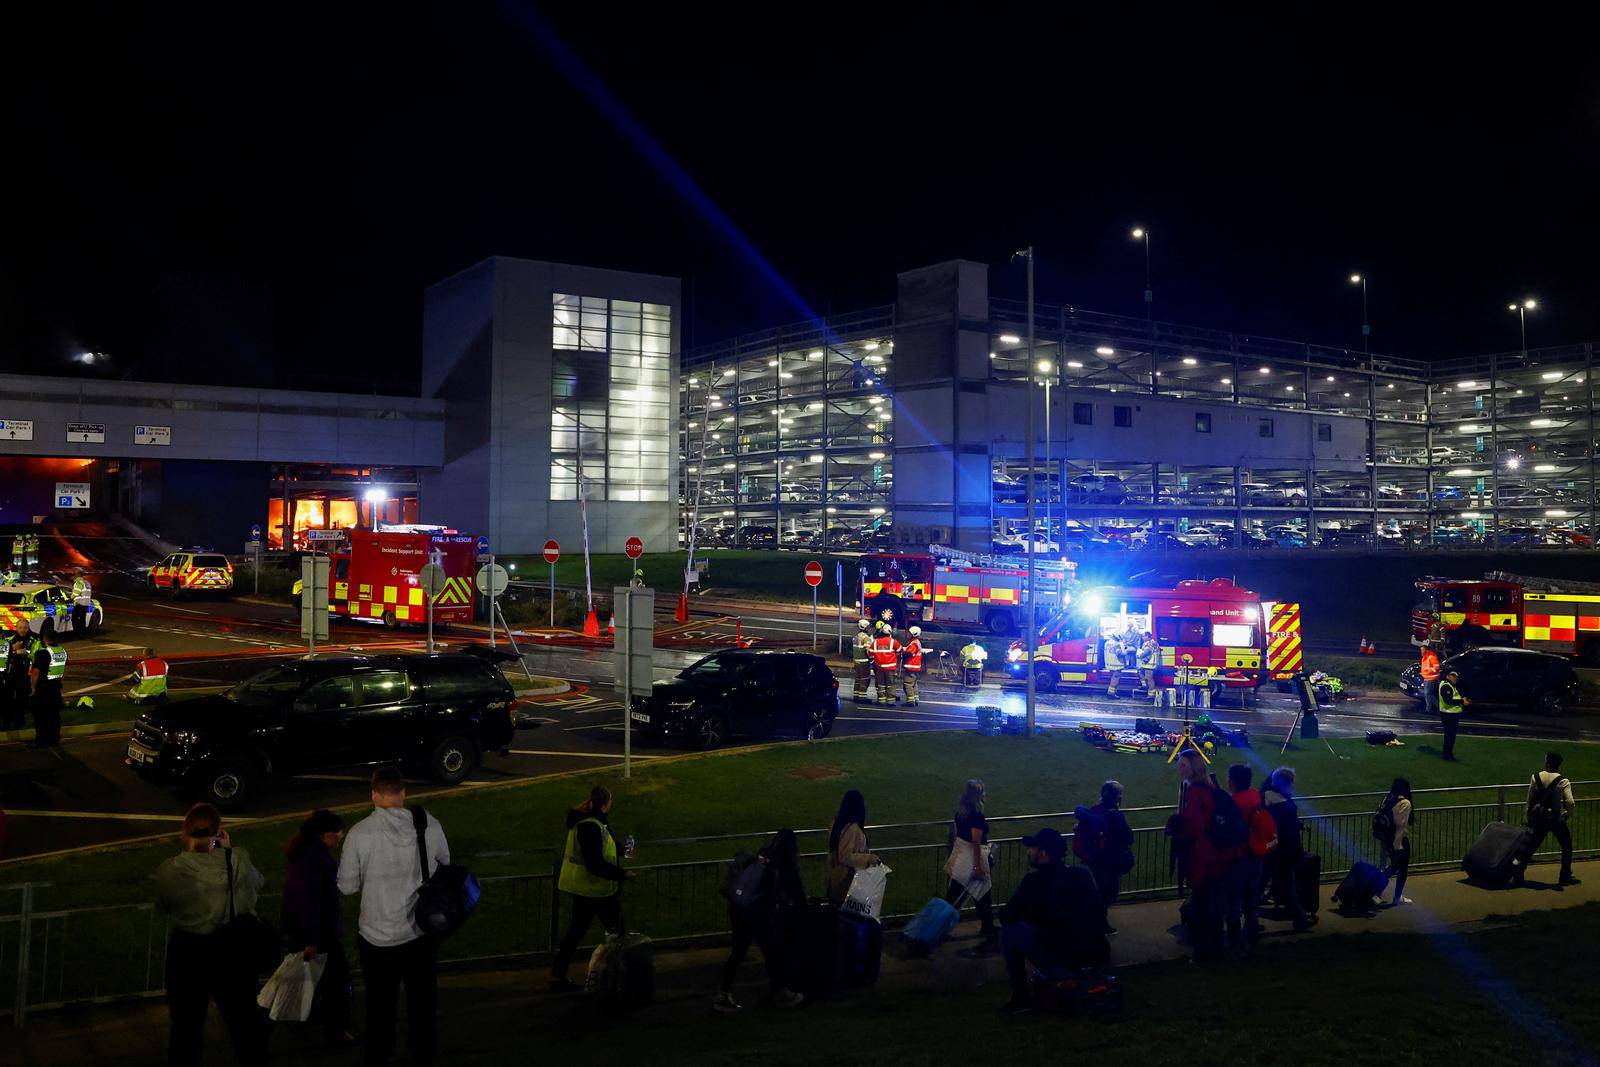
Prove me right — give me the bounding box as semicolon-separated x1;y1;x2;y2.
1365;638;1377;656
583;611;600;637
607;614;616;636
1357;636;1369;655
675;591;689;623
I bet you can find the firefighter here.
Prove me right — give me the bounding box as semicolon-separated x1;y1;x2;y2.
959;638;987;688
1419;640;1442;717
1438;669;1468;762
900;626;924;707
1104;633;1126;699
871;621;901;706
852;619;873;703
24;533;39;569
29;627;66;748
9;536;22;574
1137;631;1159;700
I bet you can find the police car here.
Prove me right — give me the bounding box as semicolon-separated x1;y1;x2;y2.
147;551;234;596
0;580;104;638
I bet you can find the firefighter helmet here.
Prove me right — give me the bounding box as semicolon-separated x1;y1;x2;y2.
909;626;921;637
858;618;870;630
876;621;890;633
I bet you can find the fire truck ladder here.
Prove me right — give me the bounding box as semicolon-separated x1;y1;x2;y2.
1486;571;1600;596
929;544;1076;575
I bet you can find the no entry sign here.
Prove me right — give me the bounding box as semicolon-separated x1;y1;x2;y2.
544;539;561;564
625;536;644;559
804;560;824;587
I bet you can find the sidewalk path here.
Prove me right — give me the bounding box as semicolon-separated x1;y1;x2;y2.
14;860;1594;1065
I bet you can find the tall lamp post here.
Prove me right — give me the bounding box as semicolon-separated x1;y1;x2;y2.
1013;245;1037;737
1131;227;1152;324
1349;274;1369;356
1038;358;1057;552
1507;298;1536;354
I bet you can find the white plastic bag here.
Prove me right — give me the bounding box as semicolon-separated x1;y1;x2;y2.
946;841;994;901
842;863;891;923
256;952;325;1022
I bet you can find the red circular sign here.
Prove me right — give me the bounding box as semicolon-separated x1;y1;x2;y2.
625;536;644;559
543;539;560;564
804;560;824;587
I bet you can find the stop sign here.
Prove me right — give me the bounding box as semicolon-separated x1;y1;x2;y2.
543;539;560;564
804;560;824;587
625;536;644;559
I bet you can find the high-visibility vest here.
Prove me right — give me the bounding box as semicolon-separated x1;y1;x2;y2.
133;658;170;698
46;646;67;681
871;635;900;669
902;639;923;672
852;632;872;664
1104;642;1124;670
1438;680;1464;714
558;817;620;898
961;643;987;669
1137;643;1158;669
1420;648;1441;682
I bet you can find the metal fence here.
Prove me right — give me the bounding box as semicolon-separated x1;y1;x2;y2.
4;786;1594;1024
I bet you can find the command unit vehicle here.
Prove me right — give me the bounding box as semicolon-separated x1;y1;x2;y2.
297;530;479;628
1413;572;1600;664
125;653;518;809
860;547;1075;635
0;581;103;637
1005;578;1294;695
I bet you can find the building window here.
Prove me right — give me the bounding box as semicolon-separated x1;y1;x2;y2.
1259;418;1274;438
551;293;674;501
1317;422;1333;442
1114;405;1132;428
1073;402;1093;426
1195;413;1212;433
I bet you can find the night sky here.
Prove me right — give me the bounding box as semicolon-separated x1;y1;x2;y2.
5;7;1596;391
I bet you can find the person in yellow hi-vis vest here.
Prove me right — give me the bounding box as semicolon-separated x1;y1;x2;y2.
550;786;633;991
1438;669;1468;762
852;619;873;704
129;647;170;705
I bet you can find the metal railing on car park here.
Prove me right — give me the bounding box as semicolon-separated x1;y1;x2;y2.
3;783;1593;1025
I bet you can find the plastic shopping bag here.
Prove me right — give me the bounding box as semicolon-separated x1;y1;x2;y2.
945;842;993;901
257;952;325;1022
842;863;891;923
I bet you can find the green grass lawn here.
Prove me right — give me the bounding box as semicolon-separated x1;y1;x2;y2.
575;902;1600;1067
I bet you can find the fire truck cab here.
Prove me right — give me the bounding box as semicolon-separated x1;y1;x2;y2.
1411;578;1523;651
1005;578;1267;694
859;550;1073;635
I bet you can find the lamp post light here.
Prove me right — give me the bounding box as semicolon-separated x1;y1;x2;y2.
1038;358;1056;552
1507;299;1536;355
1013;245;1037;737
1131;227;1152;325
1349;274;1369;355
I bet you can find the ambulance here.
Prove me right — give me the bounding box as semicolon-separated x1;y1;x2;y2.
298;530;479;628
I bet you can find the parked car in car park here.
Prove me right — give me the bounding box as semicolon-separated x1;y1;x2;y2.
1398;647;1579;715
631;649;840;749
1065;473;1126;504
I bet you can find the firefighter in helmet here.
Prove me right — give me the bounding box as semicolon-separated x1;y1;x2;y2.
852;618;873;703
871;621;901;706
900;626;924;707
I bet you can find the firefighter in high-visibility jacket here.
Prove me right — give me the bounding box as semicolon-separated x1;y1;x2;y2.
871;622;901;706
852;619;873;703
960;639;987;688
900;627;924;707
1419;642;1442;716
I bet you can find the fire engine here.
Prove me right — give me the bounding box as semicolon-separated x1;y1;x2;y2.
297;530;479;628
1413;572;1600;664
1004;578;1295;695
859;547;1074;634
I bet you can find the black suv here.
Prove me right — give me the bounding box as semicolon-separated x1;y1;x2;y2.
126;653;518;809
1398;647;1580;716
631;649;839;750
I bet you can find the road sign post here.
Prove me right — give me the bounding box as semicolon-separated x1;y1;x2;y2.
805;560;823;649
300;554;330;655
544;539;560;627
613;585;654;780
420;556;448;655
250;524;263;594
836;560;845;655
475;557;509;649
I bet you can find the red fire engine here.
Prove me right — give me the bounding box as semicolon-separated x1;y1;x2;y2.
1413;572;1600;664
325;530;479;628
1004;578;1280;694
859;548;1074;634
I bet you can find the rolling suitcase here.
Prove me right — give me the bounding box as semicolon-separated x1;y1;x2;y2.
902;897;960;957
793;900;839;999
1331;861;1388;914
1297;853;1322;915
1464;821;1533;885
835;912;883;988
593;931;654;1009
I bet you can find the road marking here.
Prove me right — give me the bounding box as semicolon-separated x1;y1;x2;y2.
151;603;210;615
565;721;621;732
507;748;667;760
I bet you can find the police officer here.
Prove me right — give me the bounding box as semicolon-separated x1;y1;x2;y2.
871;622;901;706
29;627;66;748
71;576;94;631
959;638;987;688
852;619;873;704
1438;669;1467;762
2;627;31;730
900;626;924;707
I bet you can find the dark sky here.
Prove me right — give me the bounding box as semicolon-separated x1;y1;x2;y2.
5;6;1597;391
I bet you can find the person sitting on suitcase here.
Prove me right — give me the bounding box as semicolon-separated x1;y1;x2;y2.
995;828;1108;1015
714;828;806;1013
1515;752;1580;888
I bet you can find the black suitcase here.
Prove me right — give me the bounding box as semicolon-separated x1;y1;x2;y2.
1297;853;1321;915
835;912;882;988
1464;821;1533;885
1332;861;1388;914
793;900;839;999
596;932;654;1009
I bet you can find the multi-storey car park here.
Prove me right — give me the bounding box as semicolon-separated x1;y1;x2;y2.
680;259;1600;554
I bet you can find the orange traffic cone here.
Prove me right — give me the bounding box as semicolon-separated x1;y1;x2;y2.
1357;636;1369;655
1365;638;1377;656
583;611;600;637
675;591;689;623
607;614;616;636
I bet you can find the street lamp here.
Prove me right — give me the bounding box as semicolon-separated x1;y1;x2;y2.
1038;358;1056;552
1507;299;1536;354
1012;245;1037;736
1131;227;1152;324
1349;274;1369;355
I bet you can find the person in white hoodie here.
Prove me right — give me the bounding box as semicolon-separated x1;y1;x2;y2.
338;766;449;1067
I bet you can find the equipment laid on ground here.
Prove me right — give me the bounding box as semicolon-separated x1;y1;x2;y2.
975;705;1005;736
1463;821;1534;885
1414;571;1600;663
1331;861;1389;915
300;529;479;628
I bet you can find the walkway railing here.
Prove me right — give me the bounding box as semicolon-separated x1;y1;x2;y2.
3;785;1594;1024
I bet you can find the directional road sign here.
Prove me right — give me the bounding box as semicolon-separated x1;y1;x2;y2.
0;419;34;441
66;422;105;443
55;481;90;509
476;535;490;554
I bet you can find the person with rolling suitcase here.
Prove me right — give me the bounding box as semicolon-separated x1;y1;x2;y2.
1263;767;1317;931
714;829;806;1012
1514;752;1579;888
942;779;997;947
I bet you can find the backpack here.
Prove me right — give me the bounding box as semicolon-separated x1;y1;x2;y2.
1204;785;1248;851
1246;805;1278;859
722;850;768;909
1371;799;1396;844
411;806;481;937
1530;775;1568;828
1072;810;1108;861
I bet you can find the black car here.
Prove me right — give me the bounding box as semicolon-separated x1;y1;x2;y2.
125;653;519;809
630;648;839;750
1398;647;1580;715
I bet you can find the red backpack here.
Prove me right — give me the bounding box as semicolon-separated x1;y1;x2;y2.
1245;804;1278;859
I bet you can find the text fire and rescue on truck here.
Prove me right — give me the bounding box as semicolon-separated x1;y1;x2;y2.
1414;572;1600;665
293;529;479;628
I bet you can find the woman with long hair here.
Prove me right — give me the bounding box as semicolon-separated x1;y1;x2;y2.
282;809;353;1045
943;779;997;945
826;789;879;907
1381;778;1414;906
714;828;807;1013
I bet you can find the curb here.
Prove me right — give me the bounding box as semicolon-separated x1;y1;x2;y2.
2;719;135;745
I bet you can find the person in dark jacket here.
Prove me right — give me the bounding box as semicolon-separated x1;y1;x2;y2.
2;628;31;730
995;828;1108;1014
714;828;806;1012
1263;767;1315;932
1167;750;1231;963
281;809;353;1045
550;786;635;992
1084;780;1134;922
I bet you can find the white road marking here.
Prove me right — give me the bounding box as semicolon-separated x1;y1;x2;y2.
507;748;666;760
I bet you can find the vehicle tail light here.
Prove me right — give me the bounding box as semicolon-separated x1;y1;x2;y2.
831;677;839;689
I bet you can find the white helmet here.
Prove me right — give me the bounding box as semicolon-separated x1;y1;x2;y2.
909;626;922;636
858;618;870;630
